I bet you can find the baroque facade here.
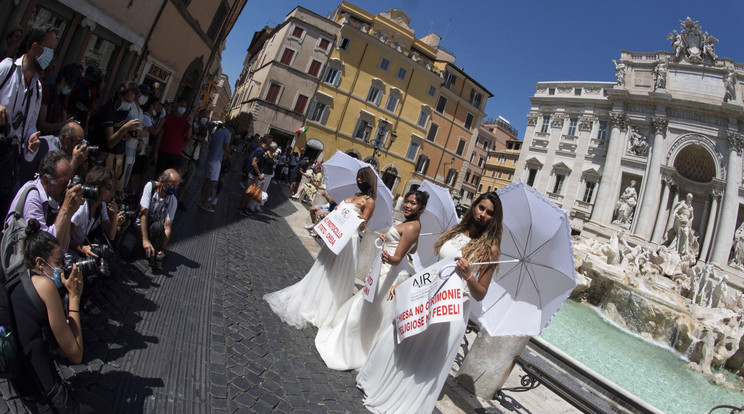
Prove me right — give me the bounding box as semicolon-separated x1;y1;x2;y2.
515;18;744;272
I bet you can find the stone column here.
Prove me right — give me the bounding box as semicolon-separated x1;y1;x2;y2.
665;189;679;236
457;334;531;398
652;178;672;243
700;190;721;262
635;118;667;239
595;112;628;224
711;132;744;265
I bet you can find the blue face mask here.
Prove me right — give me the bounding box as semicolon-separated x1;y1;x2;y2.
177;107;186;115
41;258;64;289
37;47;54;70
164;187;176;196
61;85;71;95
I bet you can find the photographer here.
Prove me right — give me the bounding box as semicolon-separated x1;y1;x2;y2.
70;167;122;256
20;120;89;183
10;218;111;412
118;169;180;270
0;25;57;218
5;150;82;251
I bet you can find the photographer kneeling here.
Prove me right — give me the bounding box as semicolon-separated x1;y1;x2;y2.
69;167;123;315
10;218;111;412
118;169;180;270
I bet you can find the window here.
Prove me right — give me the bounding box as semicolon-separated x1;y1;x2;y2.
575;88;582;96
280;48;296;66
405;140;420;160
548;88;555;95
435;96;447;113
417;110;429;127
464;113;474;130
486;186;492;193
323;67;341;86
291;25;305;40
540;115;550;133
385;95;399;112
338;35;351;51
568;117;578;136
597;120;608;140
265;82;282;104
427;84;437;97
293;94;309;114
317;37;331;52
553;174;565;194
478;157;484;168
353;118;373;141
456;138;466;156
366;85;383;105
426;122;439;141
396;66;408;81
308;100;329;123
446;168;458;186
527;168;538;186
444;71;455;89
470;90;482;108
483;140;490;150
372;125;389;148
415;155;430;174
464;170;471;182
583;181;596;203
308;59;322;77
379;56;391;72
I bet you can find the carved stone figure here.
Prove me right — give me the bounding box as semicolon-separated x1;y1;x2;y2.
702;32;718;60
729;221;744;270
668;30;684;59
612;59;627;87
612;181;638;226
668;193;695;258
627;127;649;156
654;59;668;90
724;70;737;102
667;18;719;63
711;275;728;308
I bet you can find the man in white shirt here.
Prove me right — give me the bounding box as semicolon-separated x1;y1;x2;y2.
0;25;57;216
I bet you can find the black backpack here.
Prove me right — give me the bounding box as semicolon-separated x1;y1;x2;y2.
0;185;48;378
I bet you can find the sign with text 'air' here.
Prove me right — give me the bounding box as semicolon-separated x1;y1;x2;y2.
394;257;464;343
314;204;364;255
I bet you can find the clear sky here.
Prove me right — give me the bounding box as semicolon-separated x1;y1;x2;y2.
221;0;744;139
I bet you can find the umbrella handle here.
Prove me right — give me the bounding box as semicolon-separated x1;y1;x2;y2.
470;259;520;266
374;238;384;249
438;263;458;280
418;232;441;237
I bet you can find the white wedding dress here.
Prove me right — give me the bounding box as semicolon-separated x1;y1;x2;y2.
356;233;471;414
315;226;415;371
264;201;361;329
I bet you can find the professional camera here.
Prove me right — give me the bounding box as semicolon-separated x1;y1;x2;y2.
78;139;100;156
0;123;19;153
90;244;114;260
119;204;139;221
63;253;99;278
69;175;99;200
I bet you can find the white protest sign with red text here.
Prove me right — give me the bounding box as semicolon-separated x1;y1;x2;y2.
362;239;384;303
394;257;464;343
314;204;364;255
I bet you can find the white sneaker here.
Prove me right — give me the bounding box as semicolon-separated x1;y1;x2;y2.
211;197;219;206
304;222;315;229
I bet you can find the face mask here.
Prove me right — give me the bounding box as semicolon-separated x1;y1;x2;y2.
357;181;372;193
37;46;54;70
200;117;208;125
164;186;176;196
177;107;186;115
117;100;132;112
41;258;64;289
61;85;71;95
471;216;488;232
138;95;148;106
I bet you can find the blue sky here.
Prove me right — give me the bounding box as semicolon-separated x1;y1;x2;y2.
221;0;744;139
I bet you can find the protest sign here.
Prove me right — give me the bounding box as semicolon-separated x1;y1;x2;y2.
394;257;464;343
314;204;364;254
362;239;385;303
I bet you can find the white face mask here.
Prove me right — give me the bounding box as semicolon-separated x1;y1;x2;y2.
200;117;208;125
138;95;148;106
117;100;132;112
37;46;54;70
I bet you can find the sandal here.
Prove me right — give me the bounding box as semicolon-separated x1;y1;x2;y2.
83;300;102;317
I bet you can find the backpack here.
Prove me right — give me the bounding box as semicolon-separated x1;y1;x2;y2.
0;185;47;378
243;146;264;175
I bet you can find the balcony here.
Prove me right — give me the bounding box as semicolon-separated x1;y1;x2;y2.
573;200;594;216
530;138;549;152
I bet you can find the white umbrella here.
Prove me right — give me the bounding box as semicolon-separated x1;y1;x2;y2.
412;180;459;270
471;181;577;337
321;151;393;232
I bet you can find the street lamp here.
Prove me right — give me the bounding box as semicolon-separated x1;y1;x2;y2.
372;127;397;158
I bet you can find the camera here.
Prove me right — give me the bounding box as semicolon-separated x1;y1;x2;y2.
0;123;19;153
119;204;139;221
78;139;100;157
69;175;99;200
63;253;99;278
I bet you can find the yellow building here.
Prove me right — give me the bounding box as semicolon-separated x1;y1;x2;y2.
297;2;443;196
481;117;521;192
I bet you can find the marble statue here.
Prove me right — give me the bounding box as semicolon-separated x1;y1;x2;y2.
654;59;668;90
668;30;684;59
668;193;695;259
724;70;737;102
612;181;638;226
627;127;649;156
667;18;719;63
729;221;744;269
702;32;718;60
612;59;627;87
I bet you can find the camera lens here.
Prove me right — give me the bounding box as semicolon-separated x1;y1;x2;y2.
81;184;99;200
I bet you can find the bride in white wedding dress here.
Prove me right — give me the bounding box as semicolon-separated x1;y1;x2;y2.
264;167;377;329
356;192;504;414
315;190;428;371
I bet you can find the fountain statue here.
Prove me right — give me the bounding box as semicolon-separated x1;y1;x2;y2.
729;221;744;270
612;181;638;227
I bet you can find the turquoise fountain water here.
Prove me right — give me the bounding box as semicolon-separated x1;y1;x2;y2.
540;300;744;414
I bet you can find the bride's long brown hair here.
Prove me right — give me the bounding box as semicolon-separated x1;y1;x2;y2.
434;192;503;263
